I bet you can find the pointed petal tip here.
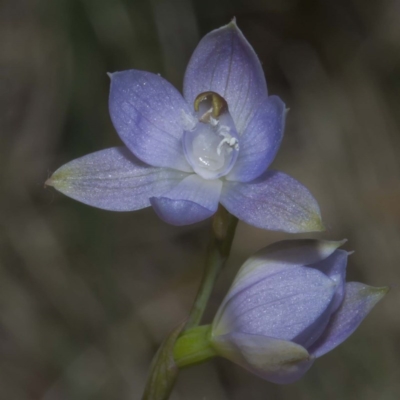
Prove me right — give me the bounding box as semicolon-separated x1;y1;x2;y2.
44;177;53;187
301;212;325;233
108;70;129;81
45;148;191;212
309;282;388;358
44;169;68;190
354;283;389;310
322;238;347;249
366;285;390;299
382;286;390;294
213;18;241;36
227;17;237;28
314;239;347;258
107;71;127;81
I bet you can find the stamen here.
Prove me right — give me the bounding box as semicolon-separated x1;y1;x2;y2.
194;92;228;122
216;125;239;155
209;117;219;127
199;107;214;123
217;125;231;139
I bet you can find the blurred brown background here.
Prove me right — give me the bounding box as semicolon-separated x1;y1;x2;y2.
1;0;399;399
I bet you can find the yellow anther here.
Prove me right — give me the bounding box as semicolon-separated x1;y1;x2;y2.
194;91;228;122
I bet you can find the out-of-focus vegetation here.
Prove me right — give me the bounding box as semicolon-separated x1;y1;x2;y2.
1;0;399;399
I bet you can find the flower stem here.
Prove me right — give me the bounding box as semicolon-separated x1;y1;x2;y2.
185;206;238;330
141;207;238;400
142;323;184;400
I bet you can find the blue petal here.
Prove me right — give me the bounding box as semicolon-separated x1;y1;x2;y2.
310;250;348;313
227;96;286;182
212;332;313;384
183;21;267;133
220;170;324;233
309;282;388;358
150;175;222;225
219;240;346;321
235;240;346;285
109;70;193;172
46;147;188;211
213;266;337;346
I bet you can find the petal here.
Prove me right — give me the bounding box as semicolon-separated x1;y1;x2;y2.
183;21;267;133
212;332;314;384
218;239;345;317
46;147;188;211
309;282;388;358
213;240;346;342
220;170;324;233
150;175;222;225
227;96;286;182
310;250;349;312
109;70;193;172
213;266;337;346
235;239;347;285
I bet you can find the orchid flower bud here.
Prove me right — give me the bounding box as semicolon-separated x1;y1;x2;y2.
209;239;388;384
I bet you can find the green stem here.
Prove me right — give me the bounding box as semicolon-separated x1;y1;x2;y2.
173;325;216;368
141;323;184;400
185;207;238;330
141;207;238;400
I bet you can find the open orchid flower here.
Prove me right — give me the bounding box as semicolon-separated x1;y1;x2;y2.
47;21;323;232
209;239;388;383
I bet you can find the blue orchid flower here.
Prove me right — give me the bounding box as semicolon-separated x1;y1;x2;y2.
47;21;323;232
210;239;387;383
